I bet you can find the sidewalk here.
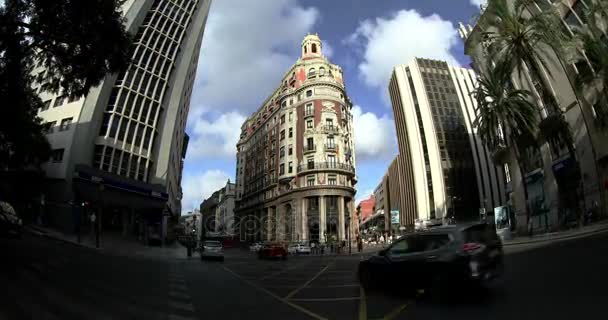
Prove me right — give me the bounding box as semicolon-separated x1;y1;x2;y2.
502;220;608;247
25;225;187;260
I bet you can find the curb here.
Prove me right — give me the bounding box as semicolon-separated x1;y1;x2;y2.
503;225;608;247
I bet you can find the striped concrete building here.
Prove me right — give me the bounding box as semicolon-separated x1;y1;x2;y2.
389;58;507;226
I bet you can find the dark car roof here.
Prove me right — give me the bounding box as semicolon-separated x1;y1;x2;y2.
404;222;490;236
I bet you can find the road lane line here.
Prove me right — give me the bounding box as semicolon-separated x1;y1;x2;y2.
169;290;190;300
222;265;328;320
358;286;367;320
168;315;198;320
168;300;195;312
285;261;333;299
169;283;188;292
306;284;360;288
290;297;361;302
382;302;410;320
259;261;311;280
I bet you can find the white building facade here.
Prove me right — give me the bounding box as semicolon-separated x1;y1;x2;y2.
389;58;506;224
32;0;212;240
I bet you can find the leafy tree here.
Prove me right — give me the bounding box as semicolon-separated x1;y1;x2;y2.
473;63;538;220
573;0;608;127
0;0;131;170
479;0;590;219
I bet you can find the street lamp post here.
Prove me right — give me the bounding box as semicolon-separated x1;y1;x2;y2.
347;215;351;255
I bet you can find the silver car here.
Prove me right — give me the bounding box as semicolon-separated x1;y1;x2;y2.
200;240;224;261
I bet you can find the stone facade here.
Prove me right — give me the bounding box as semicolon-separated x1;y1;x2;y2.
234;34;357;244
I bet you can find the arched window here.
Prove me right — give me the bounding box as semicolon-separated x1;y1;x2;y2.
312;43;317;53
304;46;307;54
308;68;316;77
319;67;326;76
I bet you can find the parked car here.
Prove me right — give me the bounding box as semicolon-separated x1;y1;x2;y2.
358;223;503;300
200;240;224;261
258;243;288;260
288;243;311;255
249;242;263;252
0;201;22;238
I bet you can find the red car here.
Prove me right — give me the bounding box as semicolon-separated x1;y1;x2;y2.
258;244;288;260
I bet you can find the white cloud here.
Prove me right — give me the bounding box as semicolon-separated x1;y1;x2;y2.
186;111;246;161
352;105;396;161
181;169;231;214
190;0;320;115
346;9;460;100
469;0;487;7
323;41;334;58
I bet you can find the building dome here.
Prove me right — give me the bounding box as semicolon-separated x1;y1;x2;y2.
301;33;323;58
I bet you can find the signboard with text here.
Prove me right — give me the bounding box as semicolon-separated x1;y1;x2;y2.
390;210;399;224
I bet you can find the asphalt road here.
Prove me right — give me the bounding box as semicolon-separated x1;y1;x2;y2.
1;230;607;320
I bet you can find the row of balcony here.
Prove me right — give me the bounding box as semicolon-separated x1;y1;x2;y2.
302;144;338;154
297;162;355;174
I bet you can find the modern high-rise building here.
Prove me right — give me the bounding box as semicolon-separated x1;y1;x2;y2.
32;0;212;242
234;34;357;244
389;58;506;225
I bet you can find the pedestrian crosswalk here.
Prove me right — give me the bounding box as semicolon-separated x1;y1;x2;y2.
0;252;204;319
167;262;199;320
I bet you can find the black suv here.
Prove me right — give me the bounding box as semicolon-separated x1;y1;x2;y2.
358;223;503;297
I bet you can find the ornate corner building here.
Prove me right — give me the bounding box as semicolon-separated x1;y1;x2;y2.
234;34;358;244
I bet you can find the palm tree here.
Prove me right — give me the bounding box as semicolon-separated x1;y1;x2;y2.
573;1;608;127
481;0;576;147
482;0;570;104
473;63;538;222
479;0;592;221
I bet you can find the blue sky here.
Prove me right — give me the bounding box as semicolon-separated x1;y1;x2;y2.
181;0;485;213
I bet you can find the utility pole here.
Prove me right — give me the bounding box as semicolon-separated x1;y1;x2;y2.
347;215;351;254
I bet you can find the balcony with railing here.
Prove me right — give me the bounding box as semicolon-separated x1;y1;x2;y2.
324;144;337;152
297;162;355;174
303;144;316;154
322;125;339;134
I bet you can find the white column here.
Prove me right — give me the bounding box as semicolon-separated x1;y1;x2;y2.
338;196;345;241
267;207;274;241
319;196;326;243
301;198;308;241
276;206;283;241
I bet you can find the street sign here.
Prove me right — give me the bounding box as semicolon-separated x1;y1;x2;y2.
390;210;399;224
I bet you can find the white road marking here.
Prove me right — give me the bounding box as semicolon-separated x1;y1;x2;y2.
223;265;328;320
168;314;198;320
289;296;361;302
168;300;195;312
285;261;334;299
169;283;188;292
169;290;190;300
